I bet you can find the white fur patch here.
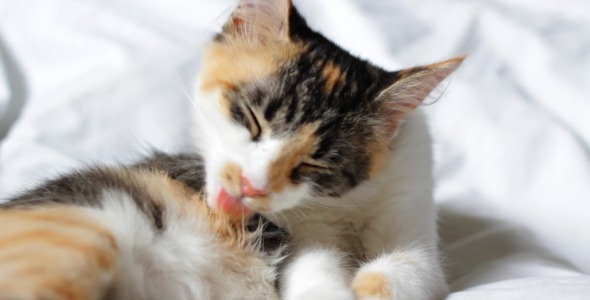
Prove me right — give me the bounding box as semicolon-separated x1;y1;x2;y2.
87;189;217;300
85;189;278;299
192;84;314;213
282;247;355;300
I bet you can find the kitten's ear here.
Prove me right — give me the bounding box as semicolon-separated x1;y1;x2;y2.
377;56;465;136
221;0;293;44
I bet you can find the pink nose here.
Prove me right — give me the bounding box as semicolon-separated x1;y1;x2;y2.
241;176;268;197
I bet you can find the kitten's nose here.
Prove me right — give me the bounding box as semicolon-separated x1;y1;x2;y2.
241;176;268;197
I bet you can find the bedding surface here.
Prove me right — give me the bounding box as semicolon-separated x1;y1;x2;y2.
1;0;589;298
0;45;9;130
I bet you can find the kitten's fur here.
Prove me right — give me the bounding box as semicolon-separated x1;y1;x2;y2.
194;1;463;299
0;153;288;299
0;1;462;298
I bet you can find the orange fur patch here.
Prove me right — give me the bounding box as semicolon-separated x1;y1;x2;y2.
220;162;243;197
0;208;117;252
268;123;319;193
368;145;389;178
320;61;346;94
352;272;393;299
0;206;118;300
0;229;116;270
134;170;193;202
200;41;303;93
199;40;304;119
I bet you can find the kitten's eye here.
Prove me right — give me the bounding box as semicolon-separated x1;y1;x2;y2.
243;103;261;141
291;160;330;183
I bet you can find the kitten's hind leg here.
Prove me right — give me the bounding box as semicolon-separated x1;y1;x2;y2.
0;206;118;300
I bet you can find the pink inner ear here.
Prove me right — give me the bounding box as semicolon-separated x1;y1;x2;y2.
379;57;465;136
226;0;292;43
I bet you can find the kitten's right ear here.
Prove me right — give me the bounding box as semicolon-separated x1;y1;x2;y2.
377;57;465;137
220;0;293;44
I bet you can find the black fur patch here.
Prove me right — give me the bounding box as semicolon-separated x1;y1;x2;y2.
1;152;290;255
224;7;395;197
2;166;167;231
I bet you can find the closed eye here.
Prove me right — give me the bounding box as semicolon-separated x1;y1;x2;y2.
290;160;330;183
297;161;330;173
243;103;261;141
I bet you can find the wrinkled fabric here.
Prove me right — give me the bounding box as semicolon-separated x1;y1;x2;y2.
0;48;9;121
0;0;589;298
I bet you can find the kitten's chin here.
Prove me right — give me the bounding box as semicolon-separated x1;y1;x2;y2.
265;196;305;214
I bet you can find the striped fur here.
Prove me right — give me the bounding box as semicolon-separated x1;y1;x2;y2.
0;153;289;299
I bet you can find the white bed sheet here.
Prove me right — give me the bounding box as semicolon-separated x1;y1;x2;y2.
0;47;9;122
1;0;589;298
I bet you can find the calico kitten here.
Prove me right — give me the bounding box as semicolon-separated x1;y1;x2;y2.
0;153;288;300
193;0;464;299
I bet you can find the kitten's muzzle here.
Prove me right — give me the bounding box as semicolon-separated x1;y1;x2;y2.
217;188;253;220
240;176;268;198
217;176;268;219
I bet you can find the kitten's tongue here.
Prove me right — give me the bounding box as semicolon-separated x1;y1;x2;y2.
217;189;253;220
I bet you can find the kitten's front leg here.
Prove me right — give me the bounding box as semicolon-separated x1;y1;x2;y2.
279;218;355;300
352;197;448;300
352;246;447;300
282;246;355;300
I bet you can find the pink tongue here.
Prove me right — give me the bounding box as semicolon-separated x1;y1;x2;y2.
217;189;253;220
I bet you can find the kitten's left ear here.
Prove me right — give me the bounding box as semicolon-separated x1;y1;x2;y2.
377;56;465;136
221;0;293;44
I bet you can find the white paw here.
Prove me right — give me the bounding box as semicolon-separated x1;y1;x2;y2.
352;270;393;300
352;249;450;300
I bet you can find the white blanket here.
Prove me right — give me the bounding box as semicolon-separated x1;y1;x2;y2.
1;0;589;298
0;43;10;130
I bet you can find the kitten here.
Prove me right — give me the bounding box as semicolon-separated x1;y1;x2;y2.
0;153;288;300
193;0;464;299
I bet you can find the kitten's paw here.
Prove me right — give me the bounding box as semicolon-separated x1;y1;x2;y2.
352;271;393;300
353;250;449;300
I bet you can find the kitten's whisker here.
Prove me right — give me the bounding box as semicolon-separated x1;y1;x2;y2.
174;77;220;144
291;209;318;236
274;212;294;235
174;76;198;110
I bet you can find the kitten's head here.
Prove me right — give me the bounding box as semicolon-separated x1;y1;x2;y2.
194;0;463;218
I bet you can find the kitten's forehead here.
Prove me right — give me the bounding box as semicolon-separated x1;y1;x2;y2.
229;45;386;135
199;41;303;94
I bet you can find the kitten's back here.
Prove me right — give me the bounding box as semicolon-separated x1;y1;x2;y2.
0;153;285;299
